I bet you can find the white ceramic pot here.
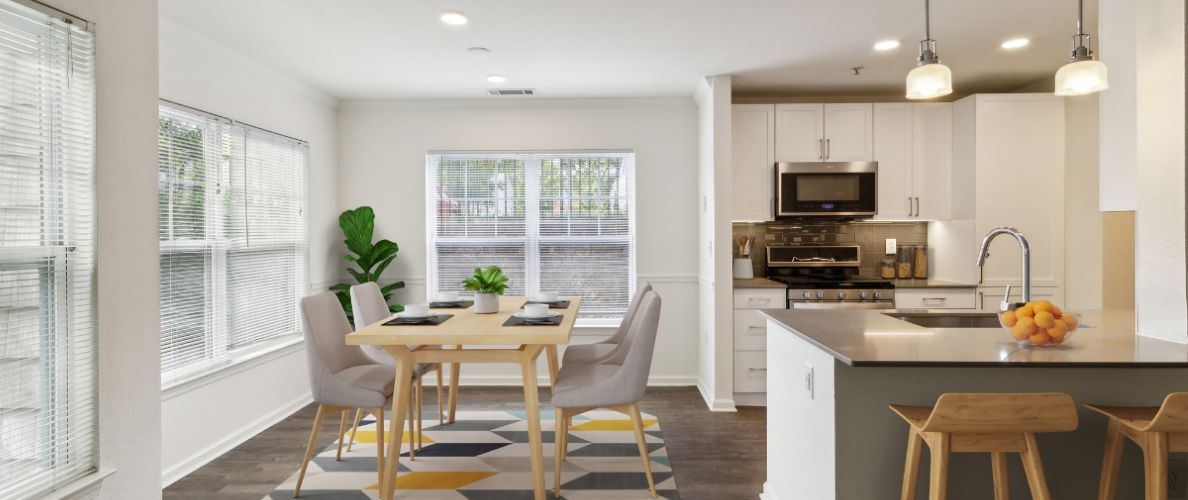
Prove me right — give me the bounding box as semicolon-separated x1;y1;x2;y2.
473;293;500;314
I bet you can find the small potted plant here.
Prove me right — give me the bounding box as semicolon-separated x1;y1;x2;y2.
463;265;509;314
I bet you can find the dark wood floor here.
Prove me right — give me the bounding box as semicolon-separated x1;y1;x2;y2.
164;386;766;500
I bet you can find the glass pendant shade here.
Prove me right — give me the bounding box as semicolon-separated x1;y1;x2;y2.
1054;59;1108;96
906;63;953;99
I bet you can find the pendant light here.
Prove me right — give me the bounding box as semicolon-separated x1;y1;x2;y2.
1054;0;1108;96
905;0;953;99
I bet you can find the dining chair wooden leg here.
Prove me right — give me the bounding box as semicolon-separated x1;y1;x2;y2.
991;452;1010;500
1098;419;1125;500
448;345;462;424
1020;433;1053;500
1143;433;1169;500
374;406;385;492
554;407;566;498
436;366;444;425
335;409;350;460
346;408;364;452
294;404;330;497
562;413;573;462
627;403;658;498
926;432;950;500
416;377;424;451
900;429;924;500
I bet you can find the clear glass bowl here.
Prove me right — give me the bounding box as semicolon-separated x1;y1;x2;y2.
998;301;1081;347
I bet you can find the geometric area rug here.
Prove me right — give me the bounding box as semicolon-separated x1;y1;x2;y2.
266;408;679;499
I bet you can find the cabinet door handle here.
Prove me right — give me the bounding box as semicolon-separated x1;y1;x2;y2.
907;197;912;216
825;138;831;159
818;138;825;160
914;197;920;217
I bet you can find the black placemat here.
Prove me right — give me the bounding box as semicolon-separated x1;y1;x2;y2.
503;314;564;326
383;314;454;326
430;300;474;309
522;299;571;309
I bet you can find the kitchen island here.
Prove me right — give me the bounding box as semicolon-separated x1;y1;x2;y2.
759;308;1188;500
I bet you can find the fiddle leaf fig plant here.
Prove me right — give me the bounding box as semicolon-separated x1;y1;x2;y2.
462;265;509;295
330;206;404;322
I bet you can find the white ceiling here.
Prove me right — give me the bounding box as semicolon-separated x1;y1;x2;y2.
159;0;1098;100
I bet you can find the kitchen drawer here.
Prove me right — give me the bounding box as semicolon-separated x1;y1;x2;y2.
895;288;976;309
734;289;785;309
733;309;768;351
734;351;767;393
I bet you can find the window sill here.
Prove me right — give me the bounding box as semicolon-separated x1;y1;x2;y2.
162;337;305;401
42;468;114;500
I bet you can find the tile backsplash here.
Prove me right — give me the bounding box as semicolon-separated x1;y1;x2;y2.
731;221;928;278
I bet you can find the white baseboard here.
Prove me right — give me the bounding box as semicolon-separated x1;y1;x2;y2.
456;374;698;387
161;391;313;487
696;380;737;412
759;482;781;500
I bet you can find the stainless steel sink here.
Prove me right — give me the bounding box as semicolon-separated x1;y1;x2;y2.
883;312;1002;328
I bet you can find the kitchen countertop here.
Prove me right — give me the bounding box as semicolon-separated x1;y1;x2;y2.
759;308;1188;367
892;278;977;288
732;277;787;289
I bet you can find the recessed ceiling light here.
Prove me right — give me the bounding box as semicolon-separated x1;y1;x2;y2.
486;74;507;84
1001;38;1030;49
874;40;900;51
440;11;468;26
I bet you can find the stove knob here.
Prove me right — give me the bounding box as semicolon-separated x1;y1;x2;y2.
859;291;868;300
837;291;847;300
873;291;882;300
816;291;824;300
803;291;812;299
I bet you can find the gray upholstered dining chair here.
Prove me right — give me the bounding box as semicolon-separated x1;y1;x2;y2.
346;282;439;456
560;282;652;366
294;292;394;497
552;290;662;498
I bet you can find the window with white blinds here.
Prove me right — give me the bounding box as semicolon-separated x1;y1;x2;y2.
159;101;307;386
427;152;635;322
0;2;97;498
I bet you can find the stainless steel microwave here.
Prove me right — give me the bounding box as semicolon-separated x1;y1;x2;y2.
774;162;878;218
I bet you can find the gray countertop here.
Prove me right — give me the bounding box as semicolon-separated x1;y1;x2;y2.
732;277;787;289
892;278;977;288
759;308;1188;367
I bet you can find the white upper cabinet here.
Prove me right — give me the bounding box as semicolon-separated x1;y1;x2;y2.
911;103;952;220
872;102;952;221
822;103;874;161
732;104;776;221
873;103;913;220
774;104;824;162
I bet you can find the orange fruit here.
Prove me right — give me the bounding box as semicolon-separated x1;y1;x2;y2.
1012;316;1037;340
1029;330;1052;346
1016;304;1035;318
1048;321;1069;342
1050;305;1063;318
1033;300;1054;314
1062;314;1079;331
1000;310;1018;327
1034;311;1056;329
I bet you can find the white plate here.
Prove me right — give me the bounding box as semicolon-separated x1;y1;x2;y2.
512;311;560;320
396;311;439;320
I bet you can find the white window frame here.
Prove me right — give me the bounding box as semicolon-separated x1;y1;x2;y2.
157;100;310;390
425;151;636;327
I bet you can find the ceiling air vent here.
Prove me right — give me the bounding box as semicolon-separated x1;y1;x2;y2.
487;88;535;96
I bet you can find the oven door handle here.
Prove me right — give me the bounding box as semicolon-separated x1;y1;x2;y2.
791;301;895;310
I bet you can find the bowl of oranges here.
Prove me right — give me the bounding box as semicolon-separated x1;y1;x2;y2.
999;300;1080;347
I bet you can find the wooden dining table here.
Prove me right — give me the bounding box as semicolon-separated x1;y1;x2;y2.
346;295;580;500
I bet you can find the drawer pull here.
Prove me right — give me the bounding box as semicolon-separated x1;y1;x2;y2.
746;325;766;334
748;367;767;372
747;297;772;305
922;297;948;302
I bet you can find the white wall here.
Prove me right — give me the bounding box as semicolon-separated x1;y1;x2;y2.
40;0;162;498
157;18;342;484
695;75;735;411
336;98;700;385
1098;0;1138;212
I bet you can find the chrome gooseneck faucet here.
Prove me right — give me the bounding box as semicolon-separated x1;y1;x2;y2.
975;226;1031;304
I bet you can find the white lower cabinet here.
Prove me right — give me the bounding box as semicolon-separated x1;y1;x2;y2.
733;288;784;406
894;288;977;309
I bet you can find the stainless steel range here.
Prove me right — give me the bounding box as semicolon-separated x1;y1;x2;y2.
765;245;895;309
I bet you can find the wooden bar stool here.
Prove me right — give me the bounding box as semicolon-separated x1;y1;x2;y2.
1087;393;1188;500
890;393;1079;500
